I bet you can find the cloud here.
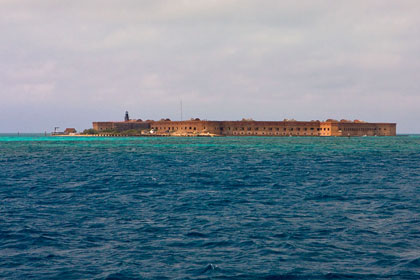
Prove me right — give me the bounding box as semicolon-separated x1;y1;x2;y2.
0;0;419;132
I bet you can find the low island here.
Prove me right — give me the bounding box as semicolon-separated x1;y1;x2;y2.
64;111;397;137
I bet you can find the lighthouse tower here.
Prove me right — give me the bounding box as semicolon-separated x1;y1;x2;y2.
124;111;130;122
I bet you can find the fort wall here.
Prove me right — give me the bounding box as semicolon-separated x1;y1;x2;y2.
331;122;396;136
93;121;149;132
215;121;324;136
93;119;396;137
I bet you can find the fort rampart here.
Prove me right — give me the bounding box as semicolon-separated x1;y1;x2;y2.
93;119;396;137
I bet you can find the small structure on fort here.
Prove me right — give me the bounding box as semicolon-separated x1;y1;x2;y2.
91;111;149;133
91;113;397;137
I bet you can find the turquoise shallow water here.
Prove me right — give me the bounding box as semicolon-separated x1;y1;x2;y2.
0;135;419;279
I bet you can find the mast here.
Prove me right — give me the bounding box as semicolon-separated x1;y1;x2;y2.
180;100;183;121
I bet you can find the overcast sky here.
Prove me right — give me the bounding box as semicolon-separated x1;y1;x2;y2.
1;0;419;133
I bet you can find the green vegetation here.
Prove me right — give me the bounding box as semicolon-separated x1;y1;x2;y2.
81;128;99;135
101;129;118;133
81;128;148;136
119;129;143;136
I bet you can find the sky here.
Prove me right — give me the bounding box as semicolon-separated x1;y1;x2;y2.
0;0;419;133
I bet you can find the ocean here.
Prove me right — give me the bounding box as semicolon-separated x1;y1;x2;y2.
0;135;419;279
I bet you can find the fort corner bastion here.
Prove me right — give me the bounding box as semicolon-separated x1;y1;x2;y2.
92;117;396;137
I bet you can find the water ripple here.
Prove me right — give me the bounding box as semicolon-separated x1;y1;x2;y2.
0;135;419;279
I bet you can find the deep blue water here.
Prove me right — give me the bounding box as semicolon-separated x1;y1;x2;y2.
0;135;419;279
